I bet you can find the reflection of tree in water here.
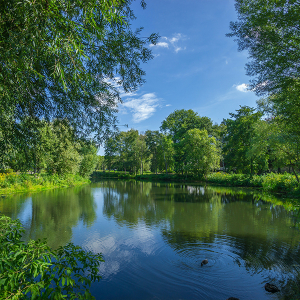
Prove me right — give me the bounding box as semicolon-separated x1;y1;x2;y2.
0;193;31;218
102;180;166;227
101;180;300;298
2;186;97;249
161;196;300;299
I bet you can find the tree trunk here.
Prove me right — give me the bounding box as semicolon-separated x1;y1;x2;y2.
291;165;299;183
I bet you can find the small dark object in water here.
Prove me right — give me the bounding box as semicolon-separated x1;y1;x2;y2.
201;259;208;266
265;283;280;293
227;298;239;300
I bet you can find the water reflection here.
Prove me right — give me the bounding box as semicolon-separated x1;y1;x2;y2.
2;180;300;299
98;180;300;299
0;185;97;248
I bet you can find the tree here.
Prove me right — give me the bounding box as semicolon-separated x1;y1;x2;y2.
134;134;150;175
160;109;213;143
0;215;103;299
96;156;106;172
78;140;98;178
227;0;300;97
0;0;158;144
182;129;220;177
156;134;175;174
248;118;300;181
46;120;82;175
145;130;160;174
223;106;264;175
104;137;118;172
228;0;300;140
160;109;213;174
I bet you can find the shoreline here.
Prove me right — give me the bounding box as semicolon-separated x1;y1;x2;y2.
92;171;300;198
0;173;90;196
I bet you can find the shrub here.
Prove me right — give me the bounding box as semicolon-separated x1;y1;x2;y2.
206;172;300;194
0;215;103;299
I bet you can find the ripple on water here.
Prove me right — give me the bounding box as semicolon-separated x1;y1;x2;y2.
88;230;276;299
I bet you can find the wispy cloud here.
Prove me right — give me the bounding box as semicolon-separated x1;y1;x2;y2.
150;42;169;48
234;83;249;92
103;77;137;99
122;93;160;123
150;33;187;53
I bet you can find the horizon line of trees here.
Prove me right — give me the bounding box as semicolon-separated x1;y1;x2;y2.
103;107;300;182
0;118;98;178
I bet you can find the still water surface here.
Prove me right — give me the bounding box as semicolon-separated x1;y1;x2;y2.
1;180;300;300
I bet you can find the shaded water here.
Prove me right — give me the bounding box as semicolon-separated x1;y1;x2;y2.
1;180;300;299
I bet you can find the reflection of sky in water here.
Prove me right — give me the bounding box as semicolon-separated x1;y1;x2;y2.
16;197;32;226
3;181;300;299
82;221;160;279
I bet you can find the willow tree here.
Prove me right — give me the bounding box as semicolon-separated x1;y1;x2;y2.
0;0;158;148
228;0;300;95
228;0;300;140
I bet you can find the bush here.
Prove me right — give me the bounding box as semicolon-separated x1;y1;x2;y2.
0;169;14;174
0;173;90;193
0;215;103;299
206;172;300;194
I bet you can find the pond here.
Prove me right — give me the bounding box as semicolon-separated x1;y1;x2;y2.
1;180;300;300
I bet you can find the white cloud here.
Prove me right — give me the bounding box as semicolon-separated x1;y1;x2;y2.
122;93;160;123
166;104;171;107
175;46;186;53
235;83;249;92
150;33;187;53
150;42;169;48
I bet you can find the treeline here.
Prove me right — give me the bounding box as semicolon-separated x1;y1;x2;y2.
104;107;300;183
0;118;98;178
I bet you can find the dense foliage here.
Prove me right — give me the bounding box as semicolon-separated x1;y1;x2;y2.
0;0;158;165
224;0;300;184
0;215;104;299
103;107;299;184
227;0;300;97
0;119;98;177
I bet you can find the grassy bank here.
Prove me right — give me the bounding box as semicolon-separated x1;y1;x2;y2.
206;172;300;194
0;173;90;195
92;171;300;196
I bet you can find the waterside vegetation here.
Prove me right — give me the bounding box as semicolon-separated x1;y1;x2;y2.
93;171;300;196
0;172;90;196
0;215;103;299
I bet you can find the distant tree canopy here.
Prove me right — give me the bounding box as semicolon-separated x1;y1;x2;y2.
104;110;224;176
2;119;98;176
0;0;158;144
160;109;214;143
103;106;299;178
222;106;264;175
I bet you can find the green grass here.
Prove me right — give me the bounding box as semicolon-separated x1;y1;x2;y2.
206;172;300;193
0;173;90;195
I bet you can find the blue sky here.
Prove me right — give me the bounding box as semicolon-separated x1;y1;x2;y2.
110;0;259;135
